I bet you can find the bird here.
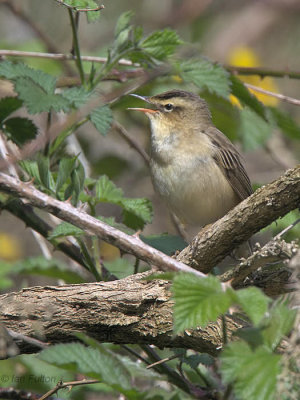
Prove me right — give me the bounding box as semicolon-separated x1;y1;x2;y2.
128;89;253;234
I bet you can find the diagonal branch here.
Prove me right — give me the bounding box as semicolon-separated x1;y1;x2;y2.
1;166;299;277
0;172;208;279
177;165;300;273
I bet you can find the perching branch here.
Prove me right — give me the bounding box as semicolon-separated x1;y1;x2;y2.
177;165;300;273
0;272;245;355
0;166;299;278
0;172;208;280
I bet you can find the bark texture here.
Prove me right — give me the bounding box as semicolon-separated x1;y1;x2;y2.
177;166;300;272
0;273;245;355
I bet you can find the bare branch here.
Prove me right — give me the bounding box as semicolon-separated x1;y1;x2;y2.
39;379;100;400
245;83;300;106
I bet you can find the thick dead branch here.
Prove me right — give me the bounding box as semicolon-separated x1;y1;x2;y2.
0;272;245;355
177;165;300;272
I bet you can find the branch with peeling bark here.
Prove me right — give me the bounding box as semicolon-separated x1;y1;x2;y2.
0;272;245;355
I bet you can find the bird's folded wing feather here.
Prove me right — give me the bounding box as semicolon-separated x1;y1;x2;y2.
207;127;253;200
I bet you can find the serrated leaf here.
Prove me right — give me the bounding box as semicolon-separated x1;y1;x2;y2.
115;11;134;39
172;274;233;333
220;341;281;400
239;107;271;150
95;175;123;203
121;197;153;230
268;106;300;139
141;234;187;256
11;256;84;283
62;86;92;108
141;29;183;60
104;258;133;279
177;58;231;98
2;117;38;146
39;342;131;390
0;60;56;93
90;105;113;136
235;287;270;325
261;300;296;351
0;97;22;122
48;222;84;240
56;157;77;194
230;75;266;119
14;77;70;114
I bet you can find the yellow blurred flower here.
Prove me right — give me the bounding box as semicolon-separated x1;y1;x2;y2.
0;232;22;261
228;47;278;106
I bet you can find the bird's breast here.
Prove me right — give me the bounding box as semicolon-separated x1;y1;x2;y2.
150;151;239;227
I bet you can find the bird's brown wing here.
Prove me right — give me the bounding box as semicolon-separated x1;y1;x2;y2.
206;127;253;200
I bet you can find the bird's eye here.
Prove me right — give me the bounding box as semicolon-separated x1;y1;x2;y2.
164;103;173;111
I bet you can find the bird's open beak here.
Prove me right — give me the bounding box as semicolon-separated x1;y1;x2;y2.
127;93;157;114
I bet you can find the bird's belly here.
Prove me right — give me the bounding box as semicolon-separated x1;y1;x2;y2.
151;158;239;227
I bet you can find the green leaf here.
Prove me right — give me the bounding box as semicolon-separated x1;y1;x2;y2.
19;160;41;184
90;105;113;136
62;86;92;108
0;261;14;289
104;258;133;279
56;157;77;194
37;156;53;191
1;117;38;146
0;60;56;93
221;341;281;400
11;256;84;283
234;327;264;350
184;353;214;369
239;107;271;151
230;75;266;119
141;29;183;60
115;11;134;39
48;222;84;240
14;77;70;114
235;287;270;325
70;161;85;206
39;342;132;390
172;274;233;333
95;175;123;203
121;197;153;230
0;97;22;122
268;106;300;139
141;234;187;256
177;58;231;98
261;300;296;351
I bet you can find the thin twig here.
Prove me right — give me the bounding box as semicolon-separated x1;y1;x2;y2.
112;121;150;165
225;65;300;80
8;330;48;350
38;379;100;400
245;83;300;106
275;218;300;239
0;49;139;66
54;0;104;12
146;353;180;369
